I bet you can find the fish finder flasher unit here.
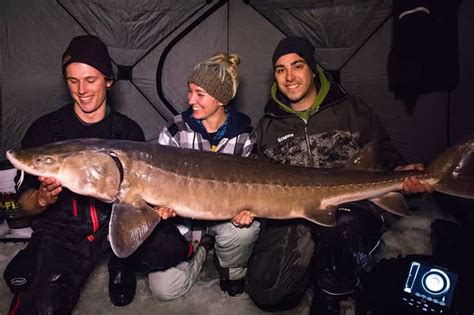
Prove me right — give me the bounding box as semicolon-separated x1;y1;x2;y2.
401;260;458;314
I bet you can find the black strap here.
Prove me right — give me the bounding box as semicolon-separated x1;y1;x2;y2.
49;114;65;142
111;113;124;139
48;109;125;141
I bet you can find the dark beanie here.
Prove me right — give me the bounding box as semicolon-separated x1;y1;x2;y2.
272;36;317;74
62;35;113;79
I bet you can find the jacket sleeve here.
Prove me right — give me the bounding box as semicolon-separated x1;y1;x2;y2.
253;116;269;157
241;131;256;157
157;124;180;147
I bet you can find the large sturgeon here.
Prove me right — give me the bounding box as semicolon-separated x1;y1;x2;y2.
6;138;474;257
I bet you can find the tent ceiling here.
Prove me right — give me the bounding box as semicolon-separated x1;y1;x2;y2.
248;0;391;69
57;0;206;64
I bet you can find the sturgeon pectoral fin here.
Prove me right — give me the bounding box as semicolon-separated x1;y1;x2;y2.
303;207;337;227
109;201;161;258
370;192;410;216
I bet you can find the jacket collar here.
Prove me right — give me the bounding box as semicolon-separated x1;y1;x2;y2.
182;107;252;140
264;69;348;119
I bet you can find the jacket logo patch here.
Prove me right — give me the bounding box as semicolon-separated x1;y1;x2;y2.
277;133;294;143
10;277;27;286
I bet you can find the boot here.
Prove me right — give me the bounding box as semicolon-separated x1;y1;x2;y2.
108;255;136;307
213;252;245;296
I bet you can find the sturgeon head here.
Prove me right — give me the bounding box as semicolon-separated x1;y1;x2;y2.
6;139;121;202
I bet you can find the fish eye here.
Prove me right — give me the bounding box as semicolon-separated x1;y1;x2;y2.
44;157;55;164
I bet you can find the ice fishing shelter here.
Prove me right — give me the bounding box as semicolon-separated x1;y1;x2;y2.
1;0;473;163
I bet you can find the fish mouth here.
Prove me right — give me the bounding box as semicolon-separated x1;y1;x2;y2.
6;150;15;162
5;151;28;188
6;150;23;171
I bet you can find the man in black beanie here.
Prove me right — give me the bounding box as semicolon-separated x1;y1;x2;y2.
3;34;191;313
62;34;114;80
246;36;432;313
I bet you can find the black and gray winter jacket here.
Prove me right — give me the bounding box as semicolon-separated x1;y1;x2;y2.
255;72;404;170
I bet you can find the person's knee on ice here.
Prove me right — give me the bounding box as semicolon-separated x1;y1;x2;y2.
149;272;188;301
3;246;36;294
148;246;207;300
18;271;80;315
211;220;260;296
213;220;260;271
246;222;315;310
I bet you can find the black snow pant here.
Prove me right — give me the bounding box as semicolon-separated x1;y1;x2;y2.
246;203;384;311
246;219;315;311
4;227;108;315
4;220;191;315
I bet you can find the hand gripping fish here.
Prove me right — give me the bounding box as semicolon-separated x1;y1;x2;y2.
6;138;474;257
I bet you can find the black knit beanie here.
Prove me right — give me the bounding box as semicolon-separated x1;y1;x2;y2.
188;64;234;105
62;35;114;79
272;36;317;74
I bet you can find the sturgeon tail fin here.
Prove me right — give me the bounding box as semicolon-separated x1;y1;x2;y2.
427;137;474;199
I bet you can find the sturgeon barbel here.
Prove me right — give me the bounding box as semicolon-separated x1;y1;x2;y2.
6;138;474;257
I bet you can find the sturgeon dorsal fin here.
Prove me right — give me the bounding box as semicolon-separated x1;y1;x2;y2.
370;192;410;217
304;207;337;227
109;200;161;258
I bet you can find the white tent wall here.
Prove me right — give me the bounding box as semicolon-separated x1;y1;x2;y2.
1;0;473;165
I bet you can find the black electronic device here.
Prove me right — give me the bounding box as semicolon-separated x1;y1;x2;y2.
401;260;458;314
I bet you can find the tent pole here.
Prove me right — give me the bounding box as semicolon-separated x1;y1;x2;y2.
156;0;228;118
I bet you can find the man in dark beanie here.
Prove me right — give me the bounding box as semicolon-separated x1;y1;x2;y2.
246;36;432;313
3;35;192;313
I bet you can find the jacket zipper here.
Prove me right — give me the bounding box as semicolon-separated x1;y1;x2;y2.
303;123;314;167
